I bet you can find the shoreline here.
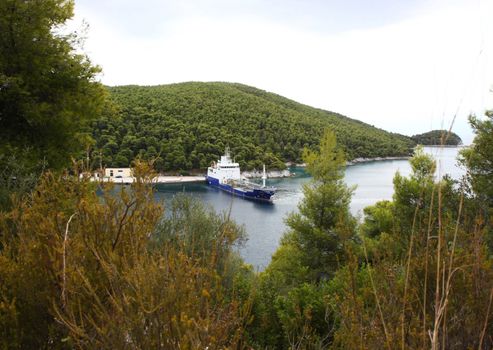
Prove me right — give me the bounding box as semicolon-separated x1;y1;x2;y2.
416;144;466;148
346;156;410;166
245;156;412;178
286;155;411;169
98;155;422;183
92;175;206;184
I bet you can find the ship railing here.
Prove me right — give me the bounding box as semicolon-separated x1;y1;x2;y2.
229;179;276;191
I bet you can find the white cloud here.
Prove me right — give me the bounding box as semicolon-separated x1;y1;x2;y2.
72;0;493;143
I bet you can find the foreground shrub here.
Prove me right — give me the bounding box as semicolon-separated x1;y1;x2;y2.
0;162;252;349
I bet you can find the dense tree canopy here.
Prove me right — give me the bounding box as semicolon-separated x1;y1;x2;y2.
0;0;106;169
250;131;357;348
91;82;415;172
460;112;493;206
411;129;463;146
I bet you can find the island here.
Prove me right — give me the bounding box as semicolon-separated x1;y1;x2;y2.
411;130;463;146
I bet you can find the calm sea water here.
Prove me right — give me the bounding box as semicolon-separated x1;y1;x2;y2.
154;147;466;269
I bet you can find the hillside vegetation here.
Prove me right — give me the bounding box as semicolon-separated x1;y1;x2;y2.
91;82;415;171
412;129;463;145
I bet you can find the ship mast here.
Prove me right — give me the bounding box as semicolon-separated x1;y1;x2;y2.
262;164;267;188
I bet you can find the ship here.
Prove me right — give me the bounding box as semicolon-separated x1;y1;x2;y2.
206;148;276;203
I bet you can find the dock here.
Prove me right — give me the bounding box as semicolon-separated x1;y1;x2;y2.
92;175;206;184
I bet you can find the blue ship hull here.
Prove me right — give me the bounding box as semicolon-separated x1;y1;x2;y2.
206;176;275;202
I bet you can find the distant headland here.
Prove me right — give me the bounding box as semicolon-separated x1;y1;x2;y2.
411;130;463;146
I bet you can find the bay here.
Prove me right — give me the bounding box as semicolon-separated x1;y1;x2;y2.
154;146;466;270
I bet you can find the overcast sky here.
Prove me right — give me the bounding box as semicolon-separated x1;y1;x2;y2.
72;0;493;144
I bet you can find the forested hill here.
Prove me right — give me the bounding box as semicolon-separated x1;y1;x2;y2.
411;130;463;146
92;82;415;171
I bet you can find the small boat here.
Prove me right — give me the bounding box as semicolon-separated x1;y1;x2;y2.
206;148;276;203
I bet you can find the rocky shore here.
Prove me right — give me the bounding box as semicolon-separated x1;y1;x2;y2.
286;156;410;169
346;156;410;166
236;156;412;179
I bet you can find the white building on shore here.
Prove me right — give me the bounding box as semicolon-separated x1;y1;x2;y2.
105;168;132;178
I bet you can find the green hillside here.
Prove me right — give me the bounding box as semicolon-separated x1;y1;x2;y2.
411;129;463;146
91;82;415;171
